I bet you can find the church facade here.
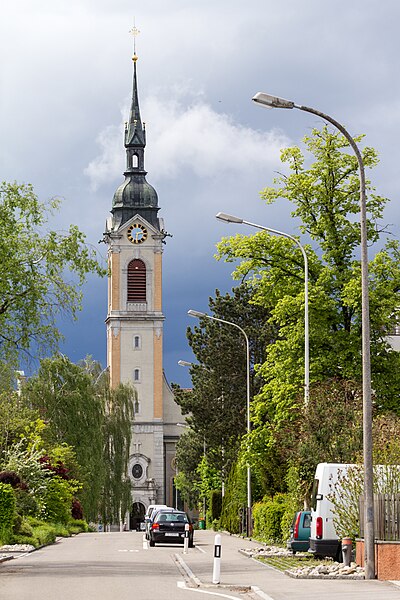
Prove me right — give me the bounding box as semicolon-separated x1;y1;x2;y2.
103;50;183;529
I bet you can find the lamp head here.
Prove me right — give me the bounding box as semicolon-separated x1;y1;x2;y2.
188;309;207;318
252;92;294;109
178;360;192;367
215;212;243;224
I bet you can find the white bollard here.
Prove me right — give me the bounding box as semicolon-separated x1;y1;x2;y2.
183;523;189;554
212;533;221;584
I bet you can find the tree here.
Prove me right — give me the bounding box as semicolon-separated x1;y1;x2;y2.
173;284;276;499
216;127;400;495
22;355;136;523
0;182;106;362
175;429;203;509
0;391;40;459
22;355;105;519
97;372;135;525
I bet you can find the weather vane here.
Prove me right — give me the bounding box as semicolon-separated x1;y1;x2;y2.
129;21;140;59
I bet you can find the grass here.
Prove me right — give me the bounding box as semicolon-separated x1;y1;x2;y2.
256;553;331;572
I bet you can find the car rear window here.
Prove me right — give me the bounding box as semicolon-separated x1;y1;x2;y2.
303;513;311;528
156;513;188;523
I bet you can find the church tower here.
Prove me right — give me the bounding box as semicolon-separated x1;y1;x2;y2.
104;42;182;527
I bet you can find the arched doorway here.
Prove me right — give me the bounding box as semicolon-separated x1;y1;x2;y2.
130;502;146;531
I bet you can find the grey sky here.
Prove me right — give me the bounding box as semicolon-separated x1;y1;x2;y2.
1;1;399;386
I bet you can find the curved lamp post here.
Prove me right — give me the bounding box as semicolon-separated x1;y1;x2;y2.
252;92;374;579
188;309;252;536
216;212;309;407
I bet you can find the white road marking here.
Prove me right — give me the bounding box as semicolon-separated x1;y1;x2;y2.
177;581;245;599
250;586;275;600
196;546;206;554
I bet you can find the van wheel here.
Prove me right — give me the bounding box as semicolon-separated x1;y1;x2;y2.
335;546;342;563
292;550;296;555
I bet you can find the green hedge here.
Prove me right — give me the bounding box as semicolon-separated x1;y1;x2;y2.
252;496;286;543
0;483;16;544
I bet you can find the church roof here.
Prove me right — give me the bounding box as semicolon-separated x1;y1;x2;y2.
111;53;160;229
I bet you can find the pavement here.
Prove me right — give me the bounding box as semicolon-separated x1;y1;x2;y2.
177;530;400;600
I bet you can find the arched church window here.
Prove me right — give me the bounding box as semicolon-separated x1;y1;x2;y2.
131;154;138;168
134;398;140;414
133;335;141;349
134;368;140;381
127;259;146;302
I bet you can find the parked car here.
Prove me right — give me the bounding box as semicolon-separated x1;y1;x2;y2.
148;510;194;547
145;504;176;540
287;510;311;554
144;505;170;540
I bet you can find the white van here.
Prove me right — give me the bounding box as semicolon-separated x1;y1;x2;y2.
309;463;355;560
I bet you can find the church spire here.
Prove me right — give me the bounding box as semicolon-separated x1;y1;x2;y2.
125;54;146;150
111;27;160;231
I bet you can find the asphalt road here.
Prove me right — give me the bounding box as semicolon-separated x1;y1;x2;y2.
0;531;252;600
2;530;400;600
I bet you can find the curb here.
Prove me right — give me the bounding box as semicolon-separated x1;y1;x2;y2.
174;553;202;587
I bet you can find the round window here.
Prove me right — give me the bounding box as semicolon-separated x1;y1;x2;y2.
132;463;143;479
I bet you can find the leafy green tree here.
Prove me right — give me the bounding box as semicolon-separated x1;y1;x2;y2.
0;391;40;459
174;284;276;487
216;127;400;495
175;429;203;508
98;373;135;525
0;182;106;362
23;355;136;523
22;355;105;519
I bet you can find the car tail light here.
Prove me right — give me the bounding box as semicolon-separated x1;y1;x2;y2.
293;513;301;539
316;516;323;539
152;523;159;530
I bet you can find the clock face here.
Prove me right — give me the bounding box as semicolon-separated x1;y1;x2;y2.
127;223;148;244
132;463;143;479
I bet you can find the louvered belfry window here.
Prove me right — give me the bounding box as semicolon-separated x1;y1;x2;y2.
127;259;146;302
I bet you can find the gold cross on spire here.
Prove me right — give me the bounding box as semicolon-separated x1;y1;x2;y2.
129;22;140;61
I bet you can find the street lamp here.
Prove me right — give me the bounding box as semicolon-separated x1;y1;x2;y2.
178;360;192;367
188;309;252;536
252;91;374;579
216;212;309;407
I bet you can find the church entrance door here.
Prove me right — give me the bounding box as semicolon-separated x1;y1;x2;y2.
130;501;146;531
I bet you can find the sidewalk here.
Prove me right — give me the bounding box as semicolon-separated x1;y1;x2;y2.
178;530;400;600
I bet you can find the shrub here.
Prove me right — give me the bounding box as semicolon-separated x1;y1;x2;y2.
71;498;83;520
253;496;286;543
0;471;21;487
52;523;70;537
0;482;16;544
68;519;88;533
11;534;39;547
14;487;38;517
42;477;73;524
33;524;56;546
16;518;34;537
